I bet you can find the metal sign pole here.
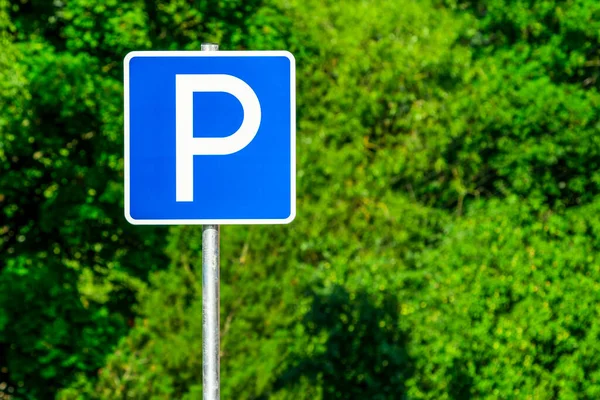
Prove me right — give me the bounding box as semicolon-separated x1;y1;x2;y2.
201;43;220;400
202;224;220;400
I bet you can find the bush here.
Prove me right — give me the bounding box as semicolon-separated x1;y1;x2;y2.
3;0;600;398
405;198;600;399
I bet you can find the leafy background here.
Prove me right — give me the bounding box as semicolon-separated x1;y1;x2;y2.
1;0;600;398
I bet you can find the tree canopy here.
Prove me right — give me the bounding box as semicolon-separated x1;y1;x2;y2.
1;0;600;398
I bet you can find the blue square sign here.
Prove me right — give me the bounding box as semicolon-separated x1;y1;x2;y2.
124;51;296;224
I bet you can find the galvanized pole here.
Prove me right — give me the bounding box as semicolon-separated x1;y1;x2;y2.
201;42;220;400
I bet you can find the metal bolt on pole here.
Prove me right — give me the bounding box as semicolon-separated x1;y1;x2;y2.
201;43;220;400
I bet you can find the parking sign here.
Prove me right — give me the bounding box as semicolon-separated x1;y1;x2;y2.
124;51;296;224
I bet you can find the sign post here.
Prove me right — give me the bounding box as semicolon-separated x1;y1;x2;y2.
202;224;220;400
200;42;220;400
124;42;295;400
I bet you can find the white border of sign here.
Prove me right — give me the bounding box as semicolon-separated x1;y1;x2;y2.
124;51;296;225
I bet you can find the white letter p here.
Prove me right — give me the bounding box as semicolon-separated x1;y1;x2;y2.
175;74;261;202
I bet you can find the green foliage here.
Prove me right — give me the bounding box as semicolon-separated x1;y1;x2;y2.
446;0;600;85
58;190;444;399
399;0;600;210
275;286;414;399
404;198;600;399
403;65;600;210
2;0;600;398
59;199;600;399
0;259;133;397
0;15;166;400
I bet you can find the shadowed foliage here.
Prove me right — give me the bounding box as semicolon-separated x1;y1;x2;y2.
274;285;414;400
